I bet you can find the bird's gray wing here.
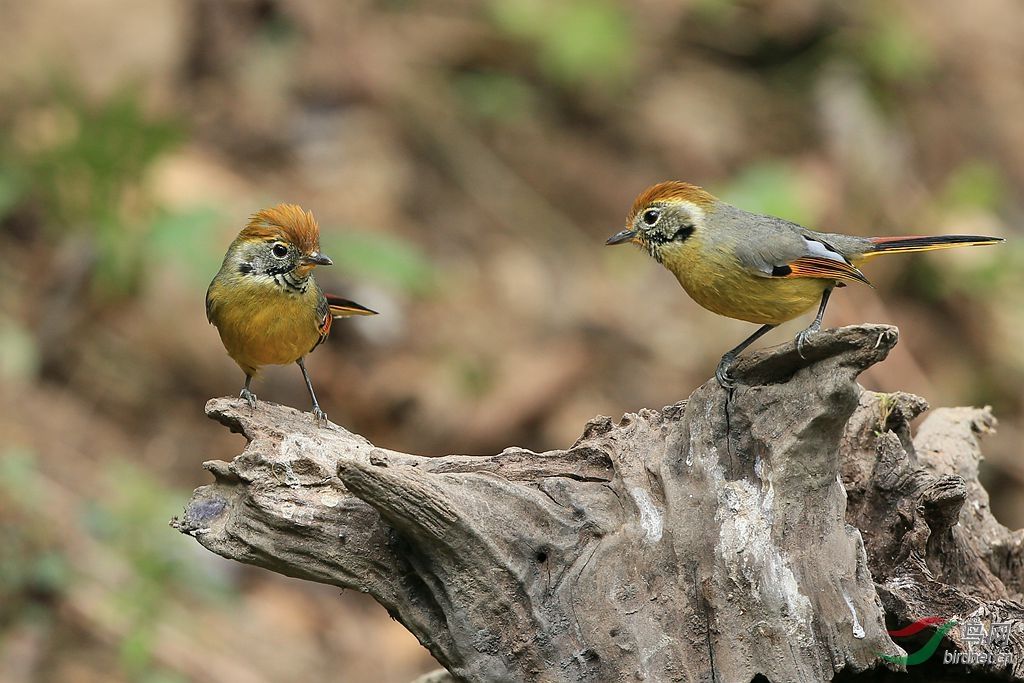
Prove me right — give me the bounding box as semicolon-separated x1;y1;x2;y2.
733;215;870;285
310;285;331;352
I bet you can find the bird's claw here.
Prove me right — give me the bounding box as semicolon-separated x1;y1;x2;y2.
240;388;257;409
795;324;820;359
715;355;737;390
311;406;328;424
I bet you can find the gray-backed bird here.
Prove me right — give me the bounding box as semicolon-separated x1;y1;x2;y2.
606;181;1003;388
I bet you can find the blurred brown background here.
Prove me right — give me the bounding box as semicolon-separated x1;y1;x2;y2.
1;1;1022;681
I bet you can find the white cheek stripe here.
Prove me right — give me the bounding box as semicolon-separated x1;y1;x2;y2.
683;202;705;224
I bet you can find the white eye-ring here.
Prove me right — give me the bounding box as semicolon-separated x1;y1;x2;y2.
641;208;661;226
271;242;288;258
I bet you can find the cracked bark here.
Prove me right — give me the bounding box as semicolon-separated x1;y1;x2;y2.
173;324;1024;682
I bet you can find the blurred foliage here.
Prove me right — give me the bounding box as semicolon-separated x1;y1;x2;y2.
895;160;1015;303
0;450;232;679
321;231;438;296
690;0;739;23
718;162;815;226
0;83;183;297
84;461;233;675
0;450;70;622
146;206;227;286
0;167;21;218
898;237;1024;305
488;0;633;89
855;2;934;84
0;316;41;382
940;161;1006;211
455;71;538;123
87;461;232;601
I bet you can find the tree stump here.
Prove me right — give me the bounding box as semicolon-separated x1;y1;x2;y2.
173;324;1024;682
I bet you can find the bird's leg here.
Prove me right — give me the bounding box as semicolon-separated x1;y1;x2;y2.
795;286;833;359
239;374;257;408
296;357;327;423
715;323;777;389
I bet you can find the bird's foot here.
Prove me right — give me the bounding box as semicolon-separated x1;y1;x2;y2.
311;405;328;425
795;323;821;359
240;388;257;409
715;354;737;390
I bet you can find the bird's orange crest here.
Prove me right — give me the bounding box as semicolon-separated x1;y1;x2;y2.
240;203;321;254
628;181;716;222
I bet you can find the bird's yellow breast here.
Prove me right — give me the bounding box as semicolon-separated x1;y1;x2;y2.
208;274;323;376
661;244;828;325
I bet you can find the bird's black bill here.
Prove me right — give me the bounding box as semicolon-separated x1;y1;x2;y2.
606;229;637;246
302;252;334;266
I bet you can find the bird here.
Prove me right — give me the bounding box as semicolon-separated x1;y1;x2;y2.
606;181;1004;389
206;204;376;421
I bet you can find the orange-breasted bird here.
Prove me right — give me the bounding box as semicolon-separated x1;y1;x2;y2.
606;181;1003;388
206;204;376;420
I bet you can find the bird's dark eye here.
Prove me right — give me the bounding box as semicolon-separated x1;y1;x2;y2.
271;243;288;258
642;208;661;226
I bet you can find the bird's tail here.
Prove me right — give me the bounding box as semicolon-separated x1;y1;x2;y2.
860;234;1003;261
326;293;378;318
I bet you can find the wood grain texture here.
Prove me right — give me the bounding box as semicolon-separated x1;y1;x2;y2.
174;324;1024;682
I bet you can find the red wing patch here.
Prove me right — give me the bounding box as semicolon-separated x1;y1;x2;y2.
317;311;332;345
781;256;871;285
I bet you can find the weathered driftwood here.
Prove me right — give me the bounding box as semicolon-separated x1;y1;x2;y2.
173;324;1024;682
